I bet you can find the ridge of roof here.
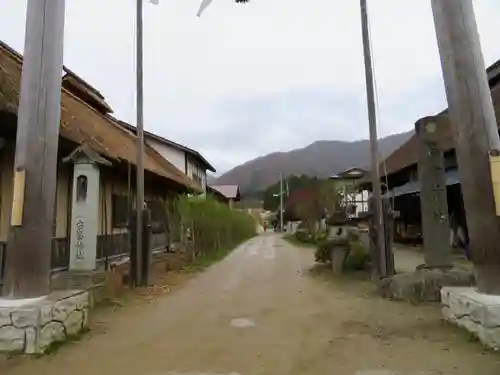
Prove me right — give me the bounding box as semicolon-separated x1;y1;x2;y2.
117;121;216;173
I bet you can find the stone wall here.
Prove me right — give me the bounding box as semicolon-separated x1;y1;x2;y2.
1;251;189;354
442;287;500;351
50;251;188;299
0;290;90;354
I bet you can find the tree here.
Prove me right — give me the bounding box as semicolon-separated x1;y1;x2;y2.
262;175;319;211
285;180;339;233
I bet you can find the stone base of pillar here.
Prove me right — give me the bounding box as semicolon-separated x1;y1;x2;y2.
442;287;500;351
378;268;474;302
416;263;453;271
0;290;90;354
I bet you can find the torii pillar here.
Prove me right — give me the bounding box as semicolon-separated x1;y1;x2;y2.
416;116;453;269
2;0;66;298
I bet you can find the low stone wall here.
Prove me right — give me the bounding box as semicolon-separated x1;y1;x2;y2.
442;287;500;351
51;270;109;304
1;250;189;354
50;251;188;300
0;290;90;354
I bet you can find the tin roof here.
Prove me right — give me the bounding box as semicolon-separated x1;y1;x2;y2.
209;185;241;200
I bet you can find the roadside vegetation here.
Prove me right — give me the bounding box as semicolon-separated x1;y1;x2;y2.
281;179;371;273
169;195;257;266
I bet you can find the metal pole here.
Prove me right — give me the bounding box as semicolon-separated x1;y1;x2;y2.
2;0;66;298
135;0;145;286
360;0;387;278
431;0;500;294
280;172;284;232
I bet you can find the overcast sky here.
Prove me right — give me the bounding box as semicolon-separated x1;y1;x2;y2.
2;1;500;174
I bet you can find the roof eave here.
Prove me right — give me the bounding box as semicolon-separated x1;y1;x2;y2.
118;121;216;172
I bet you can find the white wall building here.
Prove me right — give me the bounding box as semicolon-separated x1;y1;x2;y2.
118;122;215;192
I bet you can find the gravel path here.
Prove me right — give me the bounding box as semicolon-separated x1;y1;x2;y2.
3;234;499;375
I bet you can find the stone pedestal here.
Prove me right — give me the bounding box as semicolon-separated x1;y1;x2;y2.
0;290;90;353
442;287;500;350
331;246;348;275
327;224;350;275
378;268;474;302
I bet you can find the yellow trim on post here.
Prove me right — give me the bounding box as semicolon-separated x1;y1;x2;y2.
11;167;26;226
489;150;500;216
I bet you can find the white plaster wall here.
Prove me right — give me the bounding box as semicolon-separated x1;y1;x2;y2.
147;137;207;192
147;138;186;173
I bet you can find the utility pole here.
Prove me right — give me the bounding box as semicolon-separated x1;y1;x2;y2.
360;0;387;277
135;0;145;286
431;0;500;294
3;0;66;298
280;172;284;232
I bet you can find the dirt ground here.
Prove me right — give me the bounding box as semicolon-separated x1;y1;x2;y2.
2;234;500;375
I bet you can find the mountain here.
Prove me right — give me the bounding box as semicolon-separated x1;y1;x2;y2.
206;174;218;186
213;131;414;195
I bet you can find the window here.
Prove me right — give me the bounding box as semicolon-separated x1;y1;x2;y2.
112;194;129;228
191;171;203;187
145;200;167;224
76;175;88;203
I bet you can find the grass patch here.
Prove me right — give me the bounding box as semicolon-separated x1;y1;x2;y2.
183;248;230;272
184;235;257;272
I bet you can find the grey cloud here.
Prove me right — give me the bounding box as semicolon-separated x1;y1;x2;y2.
2;0;500;175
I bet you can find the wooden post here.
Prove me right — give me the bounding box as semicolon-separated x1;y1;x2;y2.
416;116;452;269
431;0;500;294
382;197;395;275
135;0;145;287
280;172;284;232
360;0;388;277
3;0;66;298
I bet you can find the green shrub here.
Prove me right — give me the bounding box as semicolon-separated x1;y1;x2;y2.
314;228;371;270
315;239;331;263
295;229;311;244
294;225;327;246
344;234;371;271
170;196;256;262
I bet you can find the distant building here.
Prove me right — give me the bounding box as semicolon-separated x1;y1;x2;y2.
330;167;369;217
208;185;241;209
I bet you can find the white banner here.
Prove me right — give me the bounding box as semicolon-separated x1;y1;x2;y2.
197;0;213;17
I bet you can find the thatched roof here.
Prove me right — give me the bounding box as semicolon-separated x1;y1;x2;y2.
0;41;201;193
62;69;114;115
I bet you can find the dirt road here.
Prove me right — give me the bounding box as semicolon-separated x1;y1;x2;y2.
5;234;500;375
